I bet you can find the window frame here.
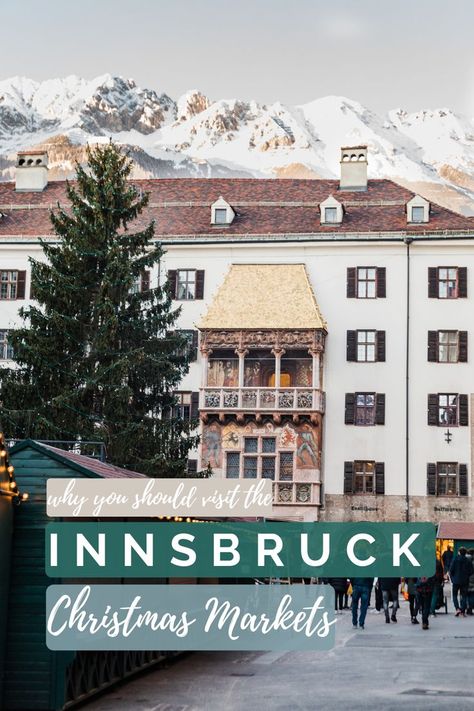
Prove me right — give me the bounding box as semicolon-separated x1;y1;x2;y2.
0;330;14;360
324;207;338;224
438;330;459;363
436;462;459;497
225;434;291;482
356;330;377;362
437;393;459;427
353;460;375;494
356;267;377;299
171;391;192;421
410;206;425;223
438;267;459;299
0;271;19;300
176;269;197;301
355;392;376;426
214;208;229;225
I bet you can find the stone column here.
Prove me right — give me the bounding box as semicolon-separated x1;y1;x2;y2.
271;348;285;389
235;348;248;408
200;347;212;408
309;348;321;390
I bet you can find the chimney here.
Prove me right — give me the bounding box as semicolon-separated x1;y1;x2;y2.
339;145;368;191
15;151;48;191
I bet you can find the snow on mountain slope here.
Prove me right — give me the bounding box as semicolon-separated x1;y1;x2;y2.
1;74;474;212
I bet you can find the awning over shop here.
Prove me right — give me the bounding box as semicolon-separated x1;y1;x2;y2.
437;522;474;540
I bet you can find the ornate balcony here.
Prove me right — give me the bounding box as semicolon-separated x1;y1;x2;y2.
200;386;325;414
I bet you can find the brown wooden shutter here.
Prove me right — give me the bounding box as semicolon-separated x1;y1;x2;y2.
376;330;386;362
346;268;356;298
195;270;205;299
191;391;199;420
458;267;467;298
167;270;177;298
190;330;199;362
344;393;356;424
428;267;438;298
375;462;385;494
344;461;354;494
427;394;439;426
458;331;468;362
187;459;198;476
427;331;438;362
346;330;357;361
459;394;469;426
427;463;436;495
375;394;385;425
16;270;26;299
459;464;468;496
140;270;150;292
376;267;386;298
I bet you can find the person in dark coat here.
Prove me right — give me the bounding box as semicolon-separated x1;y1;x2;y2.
406;578;419;624
430;557;445;616
442;546;453;573
379;577;401;623
416;575;436;629
328;577;348;613
449;547;473;616
350;577;373;630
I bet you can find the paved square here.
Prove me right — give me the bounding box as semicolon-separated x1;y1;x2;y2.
86;593;474;711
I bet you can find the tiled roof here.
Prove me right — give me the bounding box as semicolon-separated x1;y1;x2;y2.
200;264;326;329
0;178;473;237
437;522;474;541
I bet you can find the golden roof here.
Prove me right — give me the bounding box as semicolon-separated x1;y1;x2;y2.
199;264;326;330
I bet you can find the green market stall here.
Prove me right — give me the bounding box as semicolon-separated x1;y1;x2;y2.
3;439;179;711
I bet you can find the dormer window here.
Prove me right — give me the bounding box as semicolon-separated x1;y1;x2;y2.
320;195;343;225
324;207;338;223
407;195;429;224
411;207;425;223
211;197;235;226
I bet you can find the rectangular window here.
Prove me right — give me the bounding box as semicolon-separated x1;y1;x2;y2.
438;331;459;363
176;270;196;300
0;330;14;360
262;457;276;480
357;267;377;298
0;271;18;300
357;330;376;362
243;456;258;478
214;208;228;225
226;452;240;478
244;437;258;453
438;268;458;299
279;452;294;481
262;437;276;453
172;392;192;420
438;394;458;426
436;462;458;496
177;329;198;362
353;461;374;493
355;393;376;425
324;207;338;223
411;206;425;223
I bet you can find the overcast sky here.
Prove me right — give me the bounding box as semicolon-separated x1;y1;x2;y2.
2;0;474;115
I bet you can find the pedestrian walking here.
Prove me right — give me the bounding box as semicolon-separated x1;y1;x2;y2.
416;575;436;630
449;547;473;617
442;546;454;573
350;577;374;630
406;577;419;624
379;577;401;623
329;577;348;613
466;549;474;615
430;557;445;616
374;578;383;613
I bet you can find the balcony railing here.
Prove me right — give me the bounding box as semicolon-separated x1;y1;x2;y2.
201;387;325;412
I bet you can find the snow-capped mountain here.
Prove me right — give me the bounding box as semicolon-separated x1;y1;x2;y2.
2;74;474;213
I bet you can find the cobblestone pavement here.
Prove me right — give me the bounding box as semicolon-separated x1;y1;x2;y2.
86;594;474;711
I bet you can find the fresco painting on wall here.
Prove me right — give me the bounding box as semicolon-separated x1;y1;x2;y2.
296;423;318;468
202;423;222;468
243;361;262;386
222;422;240;449
208;359;239;387
279;424;297;448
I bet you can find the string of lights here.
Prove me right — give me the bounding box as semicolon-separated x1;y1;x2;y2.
0;432;28;504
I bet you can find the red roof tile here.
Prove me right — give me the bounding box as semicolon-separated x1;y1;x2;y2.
0;178;472;237
437;522;474;540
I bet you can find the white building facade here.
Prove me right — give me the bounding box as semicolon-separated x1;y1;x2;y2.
0;147;473;523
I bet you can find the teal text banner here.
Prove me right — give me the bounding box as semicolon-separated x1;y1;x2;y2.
45;521;436;578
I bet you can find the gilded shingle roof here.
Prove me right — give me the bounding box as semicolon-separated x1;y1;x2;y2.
199;264;326;330
0;178;472;237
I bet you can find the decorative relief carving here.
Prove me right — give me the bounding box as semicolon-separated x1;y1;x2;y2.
200;328;326;352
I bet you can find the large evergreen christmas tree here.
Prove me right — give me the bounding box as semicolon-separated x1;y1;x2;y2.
0;142;198;476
